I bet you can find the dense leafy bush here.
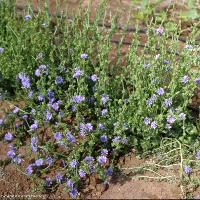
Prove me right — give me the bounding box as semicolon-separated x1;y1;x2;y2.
0;0;200;198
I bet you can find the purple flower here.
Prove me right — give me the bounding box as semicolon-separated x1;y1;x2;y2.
72;95;85;103
196;151;200;159
70;159;77;168
155;54;160;60
35;158;43;166
146;94;157;106
7;150;16;158
30;121;38;131
13;107;20;113
54;132;62;140
90;74;98;81
46;90;55;101
39;65;46;69
13;156;22;164
45;177;52;187
112;136;121;142
31;136;38;152
55;76;64;84
46;110;52;121
80;53;88;59
106;167;113;175
35;69;41;77
52;102;59;111
98;123;105;129
21;114;28;120
165;124;172;129
163;60;170;65
167;115;176;124
182;75;189;83
73;68;84;78
18;73;30;88
100;135;108;142
0;119;4;125
184;165;192;174
38;94;44;101
66;132;76;143
25;15;31;20
144;117;151;125
151;121;157;129
84;156;94;164
25;164;34;175
163;97;172;108
70;188;78;198
4;132;13;141
185;44;193;49
101;149;108;156
156;27;164;35
79;169;86;178
45;156;54;165
28;90;33;98
97;156;107;164
0;47;4;53
66;179;74;188
179;113;186;120
55;173;63;183
156;88;164;96
101;94;110;105
101;109;108;116
85;123;93;132
144;63;152;68
195;77;200;84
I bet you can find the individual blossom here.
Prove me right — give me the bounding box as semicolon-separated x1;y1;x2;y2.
106;167;113;175
55;76;64;84
72;95;85;103
196;151;200;159
156;87;164;96
46;90;55;102
80;53;88;59
45;177;52;187
31;136;38;152
25;15;31;20
35;158;43;166
195;77;200;84
155;54;160;60
84;156;94;164
73;68;84;78
70;159;77;168
156;26;164;35
101;109;108;116
28;90;33;98
13;156;22;165
97;156;107;164
25;164;34;175
0;119;4;125
7;150;16;158
66;179;74;189
151;121;157;129
79;169;86;178
39;64;46;69
184;44;193;49
13;107;20;113
55;173;63;183
146;94;157;106
179;113;186;120
122;137;128;144
35;69;41;77
166;115;176;124
18;73;30;88
4;132;13;141
182;75;189;83
85;123;93;132
144;117;151;125
100;135;108;143
165;124;172;129
66;132;76;143
70;188;78;199
144;63;152;68
46;110;52;121
163;60;170;65
163;97;172;108
90;74;98;81
52;102;59;111
0;47;4;53
30;121;38;131
54;132;62;140
184;165;192;174
45;156;54;165
101;94;110;105
112;136;121;142
98;123;105;129
101;149;108;156
38;94;44;102
21;114;28;120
